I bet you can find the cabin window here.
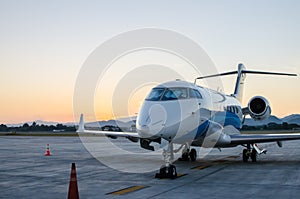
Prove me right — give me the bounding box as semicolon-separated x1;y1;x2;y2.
227;106;239;113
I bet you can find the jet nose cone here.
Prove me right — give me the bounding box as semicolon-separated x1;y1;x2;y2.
137;103;167;138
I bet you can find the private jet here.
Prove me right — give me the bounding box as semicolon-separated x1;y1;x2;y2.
77;63;299;178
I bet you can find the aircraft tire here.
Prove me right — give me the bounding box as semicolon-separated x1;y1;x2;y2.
251;150;257;162
243;149;249;162
155;165;177;179
168;165;177;179
189;149;197;161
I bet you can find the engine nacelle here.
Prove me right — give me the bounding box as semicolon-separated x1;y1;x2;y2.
247;96;271;120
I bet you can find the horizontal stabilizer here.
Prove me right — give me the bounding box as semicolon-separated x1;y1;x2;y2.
195;69;296;81
195;71;238;80
242;70;297;76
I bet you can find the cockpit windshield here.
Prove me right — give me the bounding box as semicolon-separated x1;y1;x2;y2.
162;88;188;100
146;87;191;101
145;88;165;101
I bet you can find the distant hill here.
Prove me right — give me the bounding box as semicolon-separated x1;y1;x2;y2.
5;117;136;128
4;114;300;128
282;114;300;125
7;120;60;127
244;115;282;126
85;118;136;129
244;114;300;126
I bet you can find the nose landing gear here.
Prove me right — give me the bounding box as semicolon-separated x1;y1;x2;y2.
155;142;198;179
155;141;178;179
155;164;177;179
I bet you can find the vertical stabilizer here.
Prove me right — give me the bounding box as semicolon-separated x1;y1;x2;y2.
233;63;246;102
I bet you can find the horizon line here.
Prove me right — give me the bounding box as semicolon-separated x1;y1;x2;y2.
2;113;299;126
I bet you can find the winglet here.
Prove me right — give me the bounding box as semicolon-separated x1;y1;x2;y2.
77;114;85;133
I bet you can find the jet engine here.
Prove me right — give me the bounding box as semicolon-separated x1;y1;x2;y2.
247;96;271;120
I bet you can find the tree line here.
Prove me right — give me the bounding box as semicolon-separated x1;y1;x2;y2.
0;122;76;132
1;121;299;133
242;122;300;131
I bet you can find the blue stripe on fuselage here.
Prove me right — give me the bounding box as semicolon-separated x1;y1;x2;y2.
193;111;241;141
213;111;242;130
195;120;210;140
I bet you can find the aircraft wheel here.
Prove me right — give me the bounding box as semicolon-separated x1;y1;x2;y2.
167;165;177;179
243;149;249;162
251;150;257;162
179;150;190;161
189;149;197;161
155;165;177;179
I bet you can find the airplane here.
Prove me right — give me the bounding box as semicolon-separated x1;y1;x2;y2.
77;63;299;179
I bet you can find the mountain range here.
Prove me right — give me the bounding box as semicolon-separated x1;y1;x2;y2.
85;118;136;129
5;114;300;128
244;114;300;126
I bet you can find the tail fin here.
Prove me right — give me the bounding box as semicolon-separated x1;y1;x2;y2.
194;63;297;102
77;114;85;133
233;63;246;102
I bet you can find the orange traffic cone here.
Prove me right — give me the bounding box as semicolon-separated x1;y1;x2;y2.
68;163;79;199
45;144;51;156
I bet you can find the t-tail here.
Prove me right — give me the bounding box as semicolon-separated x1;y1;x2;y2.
233;63;246;102
194;63;297;102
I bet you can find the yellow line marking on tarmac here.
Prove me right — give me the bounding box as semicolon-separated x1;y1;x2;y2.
226;155;239;159
107;185;148;195
192;165;211;170
213;159;229;163
177;173;187;177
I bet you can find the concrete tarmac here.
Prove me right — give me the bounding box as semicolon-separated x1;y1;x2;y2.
1;135;300;199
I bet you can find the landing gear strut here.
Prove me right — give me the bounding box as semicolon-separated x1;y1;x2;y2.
155;142;177;179
242;144;257;162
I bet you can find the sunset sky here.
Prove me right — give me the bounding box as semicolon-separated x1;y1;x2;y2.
0;0;299;124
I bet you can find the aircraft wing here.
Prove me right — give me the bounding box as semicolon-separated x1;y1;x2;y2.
78;129;140;138
230;133;300;145
76;114;141;138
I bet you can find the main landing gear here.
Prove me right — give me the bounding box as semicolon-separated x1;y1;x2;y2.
178;144;197;161
242;144;257;162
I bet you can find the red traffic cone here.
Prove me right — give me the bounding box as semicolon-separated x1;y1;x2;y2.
68;163;79;199
45;144;51;156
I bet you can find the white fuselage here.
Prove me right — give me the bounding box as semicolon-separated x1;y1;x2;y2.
136;80;243;147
